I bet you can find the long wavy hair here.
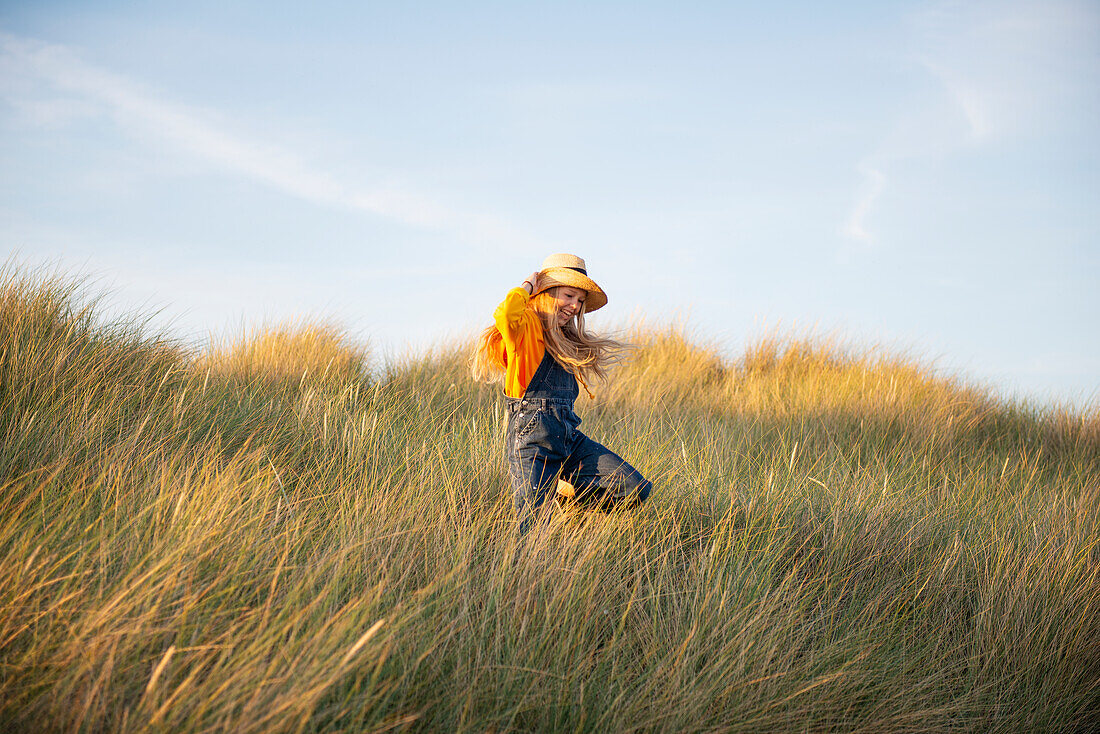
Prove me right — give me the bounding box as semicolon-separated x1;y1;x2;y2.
471;285;627;395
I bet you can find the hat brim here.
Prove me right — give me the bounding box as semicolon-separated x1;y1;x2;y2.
534;267;607;312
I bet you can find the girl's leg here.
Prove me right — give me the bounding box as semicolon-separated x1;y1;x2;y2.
560;432;652;509
510;446;566;535
507;403;575;535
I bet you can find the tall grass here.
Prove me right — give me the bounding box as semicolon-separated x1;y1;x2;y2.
1;265;1097;732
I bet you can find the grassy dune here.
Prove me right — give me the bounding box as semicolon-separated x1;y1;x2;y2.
1;266;1098;732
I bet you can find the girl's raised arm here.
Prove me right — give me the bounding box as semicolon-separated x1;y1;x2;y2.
521;271;540;295
493;271;541;343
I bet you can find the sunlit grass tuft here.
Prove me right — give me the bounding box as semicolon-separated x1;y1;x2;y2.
199;319;370;391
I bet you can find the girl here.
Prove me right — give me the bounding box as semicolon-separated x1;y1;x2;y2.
472;253;652;535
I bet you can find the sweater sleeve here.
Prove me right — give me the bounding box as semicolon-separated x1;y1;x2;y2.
493;287;531;346
491;287;545;397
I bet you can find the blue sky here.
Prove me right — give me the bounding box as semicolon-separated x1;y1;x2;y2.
1;1;1097;406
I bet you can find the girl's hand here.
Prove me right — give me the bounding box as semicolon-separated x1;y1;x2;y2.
522;271;540;294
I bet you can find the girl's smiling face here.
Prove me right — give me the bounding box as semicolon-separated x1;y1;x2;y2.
551;286;587;325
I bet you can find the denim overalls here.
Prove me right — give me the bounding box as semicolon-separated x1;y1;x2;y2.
505;351;652;534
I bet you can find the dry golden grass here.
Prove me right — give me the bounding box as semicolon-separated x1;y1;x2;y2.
1;265;1098;732
198;320;369;390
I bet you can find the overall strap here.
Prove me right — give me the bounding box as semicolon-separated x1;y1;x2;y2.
522;349;556;396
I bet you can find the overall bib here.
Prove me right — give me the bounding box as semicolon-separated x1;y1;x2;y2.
505;351;652;534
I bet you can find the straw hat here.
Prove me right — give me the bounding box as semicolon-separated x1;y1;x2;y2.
534;253;608;312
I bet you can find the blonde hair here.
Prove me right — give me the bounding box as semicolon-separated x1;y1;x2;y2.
471;285;627;395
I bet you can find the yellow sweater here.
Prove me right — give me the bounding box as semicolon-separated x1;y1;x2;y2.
493;287;545;398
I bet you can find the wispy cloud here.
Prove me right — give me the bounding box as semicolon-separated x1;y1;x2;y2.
0;31;542;250
840;0;1099;249
920;60;992;142
915;0;1098;142
842;164;885;247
